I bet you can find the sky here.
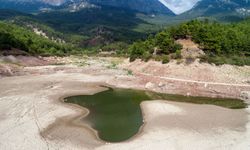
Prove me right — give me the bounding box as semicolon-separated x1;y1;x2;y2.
159;0;200;14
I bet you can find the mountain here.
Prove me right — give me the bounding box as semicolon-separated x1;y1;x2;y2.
35;6;151;46
183;0;250;21
0;0;175;47
0;6;157;48
0;0;66;13
84;0;174;15
0;0;175;48
0;0;175;15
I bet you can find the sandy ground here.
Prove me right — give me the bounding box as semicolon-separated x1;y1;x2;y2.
0;56;250;149
121;59;250;99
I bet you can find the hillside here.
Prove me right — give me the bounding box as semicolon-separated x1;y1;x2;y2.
181;0;250;22
129;18;250;65
0;21;74;56
36;6;149;43
1;0;250;65
0;0;56;13
0;0;175;15
1;14;250;65
86;0;174;15
1;0;250;51
0;7;170;51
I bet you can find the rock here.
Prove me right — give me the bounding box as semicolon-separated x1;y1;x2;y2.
2;55;18;63
145;82;155;89
240;91;250;104
244;80;250;84
204;83;208;88
158;82;165;87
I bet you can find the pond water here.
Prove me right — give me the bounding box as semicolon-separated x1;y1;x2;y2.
64;88;246;142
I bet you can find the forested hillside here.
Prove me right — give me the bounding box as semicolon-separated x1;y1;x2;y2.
0;7;165;50
130;18;250;65
180;0;250;22
0;22;75;56
36;6;149;44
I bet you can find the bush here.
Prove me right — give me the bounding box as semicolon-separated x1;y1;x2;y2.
129;31;181;61
129;41;146;61
142;52;152;62
102;42;128;53
171;49;182;59
162;55;170;64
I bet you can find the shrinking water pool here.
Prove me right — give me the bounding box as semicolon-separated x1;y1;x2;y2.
64;88;246;142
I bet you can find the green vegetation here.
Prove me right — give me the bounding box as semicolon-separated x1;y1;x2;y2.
162;55;170;64
170;19;250;55
129;31;182;62
129;18;250;65
5;15;89;48
36;7;149;46
1;7;250;66
125;69;133;75
0;7;166;55
0;21;76;55
101;42;129;55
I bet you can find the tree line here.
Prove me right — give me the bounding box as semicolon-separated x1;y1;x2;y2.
0;21;76;56
129;18;250;65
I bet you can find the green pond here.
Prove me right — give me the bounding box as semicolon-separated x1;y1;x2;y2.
64;88;247;142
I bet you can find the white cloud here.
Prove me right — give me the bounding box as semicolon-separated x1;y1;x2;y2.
159;0;200;14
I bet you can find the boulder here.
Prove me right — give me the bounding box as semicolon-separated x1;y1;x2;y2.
240;91;250;104
145;82;155;89
158;82;165;87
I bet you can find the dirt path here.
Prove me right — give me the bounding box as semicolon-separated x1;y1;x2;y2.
121;58;250;99
139;72;250;87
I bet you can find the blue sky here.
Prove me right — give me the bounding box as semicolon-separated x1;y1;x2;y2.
159;0;200;14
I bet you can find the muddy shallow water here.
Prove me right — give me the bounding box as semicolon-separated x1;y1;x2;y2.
64;88;247;142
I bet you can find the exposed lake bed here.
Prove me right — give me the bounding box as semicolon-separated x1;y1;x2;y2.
0;57;250;149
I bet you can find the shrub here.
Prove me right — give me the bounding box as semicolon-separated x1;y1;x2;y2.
171;49;182;59
142;52;152;62
162;55;170;64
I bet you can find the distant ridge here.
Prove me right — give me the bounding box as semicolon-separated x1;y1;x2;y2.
0;0;175;15
185;0;250;17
